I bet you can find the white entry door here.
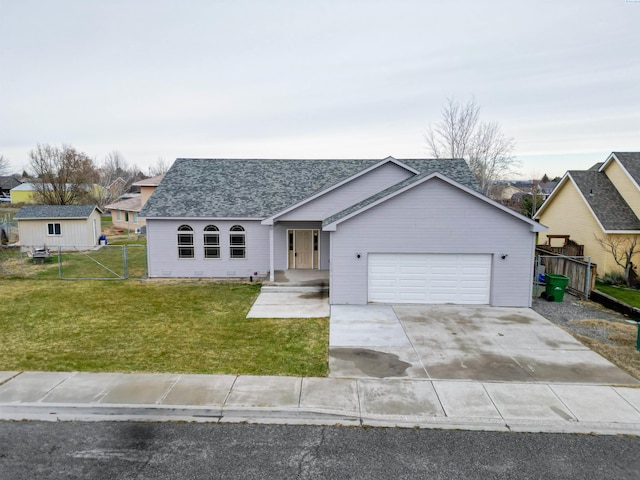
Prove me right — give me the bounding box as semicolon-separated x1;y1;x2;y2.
368;253;491;304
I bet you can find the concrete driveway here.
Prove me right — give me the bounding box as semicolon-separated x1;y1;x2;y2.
329;304;639;385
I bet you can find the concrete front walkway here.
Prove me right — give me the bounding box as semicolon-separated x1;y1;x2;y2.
247;269;330;318
1;371;640;435
329;304;640;385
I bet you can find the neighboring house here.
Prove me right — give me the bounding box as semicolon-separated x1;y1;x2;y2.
10;182;104;205
538;181;558;200
489;182;523;202
0;176;22;199
107;177;127;200
140;157;545;307
104;174;164;230
104;194;142;230
134;174;164;206
14;205;103;250
535;152;640;276
10;182;37;204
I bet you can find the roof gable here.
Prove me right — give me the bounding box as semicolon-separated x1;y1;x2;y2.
323;172;546;232
537;170;640;232
261;157;420;224
14;205;101;220
141;158;481;219
602;152;640;188
567;170;640;232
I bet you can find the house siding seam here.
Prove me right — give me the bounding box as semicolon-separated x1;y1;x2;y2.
146;219;270;278
329;178;536;307
277;163;413;222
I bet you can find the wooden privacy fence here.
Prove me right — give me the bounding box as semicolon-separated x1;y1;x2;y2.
535;247;597;299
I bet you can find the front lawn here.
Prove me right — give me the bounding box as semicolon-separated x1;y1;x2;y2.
595;283;640;309
0;279;329;376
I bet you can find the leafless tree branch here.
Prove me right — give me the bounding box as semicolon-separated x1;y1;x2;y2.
426;97;519;195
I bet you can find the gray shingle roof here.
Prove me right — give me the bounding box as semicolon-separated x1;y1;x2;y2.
0;176;21;191
104;196;142;212
141;158;480;218
569;170;640;231
612;152;640;186
14;205;99;220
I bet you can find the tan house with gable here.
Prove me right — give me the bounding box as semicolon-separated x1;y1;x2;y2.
104;174;164;230
535;152;640;277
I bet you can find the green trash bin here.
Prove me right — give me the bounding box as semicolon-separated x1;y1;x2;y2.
544;273;570;302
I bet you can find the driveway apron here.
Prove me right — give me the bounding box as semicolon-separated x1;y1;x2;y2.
329;304;639;385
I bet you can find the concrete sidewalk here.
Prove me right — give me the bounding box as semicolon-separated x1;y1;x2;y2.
1;371;639;435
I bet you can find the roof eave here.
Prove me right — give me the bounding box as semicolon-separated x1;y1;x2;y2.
602;229;640;235
534;173;570;220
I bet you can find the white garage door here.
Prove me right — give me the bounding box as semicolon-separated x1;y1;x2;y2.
368;253;491;304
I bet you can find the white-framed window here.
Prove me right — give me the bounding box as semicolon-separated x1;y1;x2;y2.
116;210;122;221
177;224;194;259
203;225;220;259
229;225;246;259
132;212;138;224
47;222;61;236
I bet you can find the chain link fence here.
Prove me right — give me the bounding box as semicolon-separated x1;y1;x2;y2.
0;244;147;280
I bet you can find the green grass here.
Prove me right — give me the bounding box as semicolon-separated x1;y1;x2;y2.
595;282;640;308
0;279;329;376
0;245;147;279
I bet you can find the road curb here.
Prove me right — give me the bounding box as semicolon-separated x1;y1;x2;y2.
1;403;639;436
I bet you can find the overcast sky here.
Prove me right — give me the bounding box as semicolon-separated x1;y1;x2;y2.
1;0;638;179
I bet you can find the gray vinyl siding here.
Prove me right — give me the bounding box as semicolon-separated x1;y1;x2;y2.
329;178;536;307
277;163;413;221
273;221;329;270
146;219;270;278
17;212;101;250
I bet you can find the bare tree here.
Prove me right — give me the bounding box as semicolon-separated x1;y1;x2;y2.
29;144;100;205
426;97;519;195
98;151;146;204
0;155;9;175
149;157;171;176
596;235;639;286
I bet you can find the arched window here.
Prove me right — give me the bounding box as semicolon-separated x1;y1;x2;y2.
229;225;246;259
177;225;194;258
203;225;220;259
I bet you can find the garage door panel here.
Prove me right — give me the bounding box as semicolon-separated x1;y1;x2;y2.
368;253;491;304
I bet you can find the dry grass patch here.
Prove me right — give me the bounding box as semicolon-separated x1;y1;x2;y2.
0;278;328;376
570;319;640;380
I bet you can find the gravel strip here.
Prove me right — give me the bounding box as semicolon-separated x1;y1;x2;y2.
531;292;628;345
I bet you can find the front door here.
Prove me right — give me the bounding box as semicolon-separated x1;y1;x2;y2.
288;229;319;269
294;230;313;268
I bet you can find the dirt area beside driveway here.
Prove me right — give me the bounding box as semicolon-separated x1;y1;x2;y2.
532;293;640;380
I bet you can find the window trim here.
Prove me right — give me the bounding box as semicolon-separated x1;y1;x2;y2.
177;224;195;259
203;225;220;259
47;222;61;236
229;225;246;259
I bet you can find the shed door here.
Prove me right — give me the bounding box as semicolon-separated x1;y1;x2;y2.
368;253;491;304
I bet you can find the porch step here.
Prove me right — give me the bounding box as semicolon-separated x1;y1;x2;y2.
261;285;329;293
